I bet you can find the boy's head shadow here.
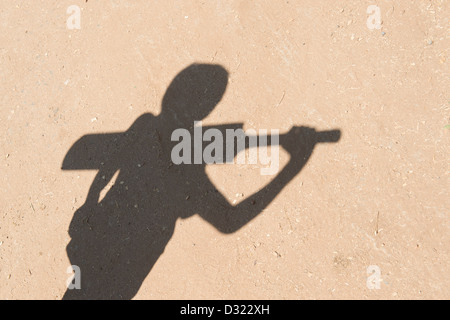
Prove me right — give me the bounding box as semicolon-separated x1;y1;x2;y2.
159;64;229;127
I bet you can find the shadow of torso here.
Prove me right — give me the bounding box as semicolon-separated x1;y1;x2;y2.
63;114;236;299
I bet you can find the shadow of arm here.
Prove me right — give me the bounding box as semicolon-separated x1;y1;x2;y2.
62;133;126;171
198;152;312;234
198;127;340;234
62;131;131;205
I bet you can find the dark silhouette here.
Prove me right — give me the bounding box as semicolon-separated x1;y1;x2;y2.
62;64;341;299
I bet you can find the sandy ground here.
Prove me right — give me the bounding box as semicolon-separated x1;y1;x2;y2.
0;0;449;300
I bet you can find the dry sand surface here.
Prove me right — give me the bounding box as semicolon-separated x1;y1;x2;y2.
0;0;449;300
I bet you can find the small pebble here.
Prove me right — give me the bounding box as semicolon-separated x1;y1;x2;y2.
381;31;386;36
428;40;433;45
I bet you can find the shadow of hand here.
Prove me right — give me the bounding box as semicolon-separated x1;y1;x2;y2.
280;126;317;160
